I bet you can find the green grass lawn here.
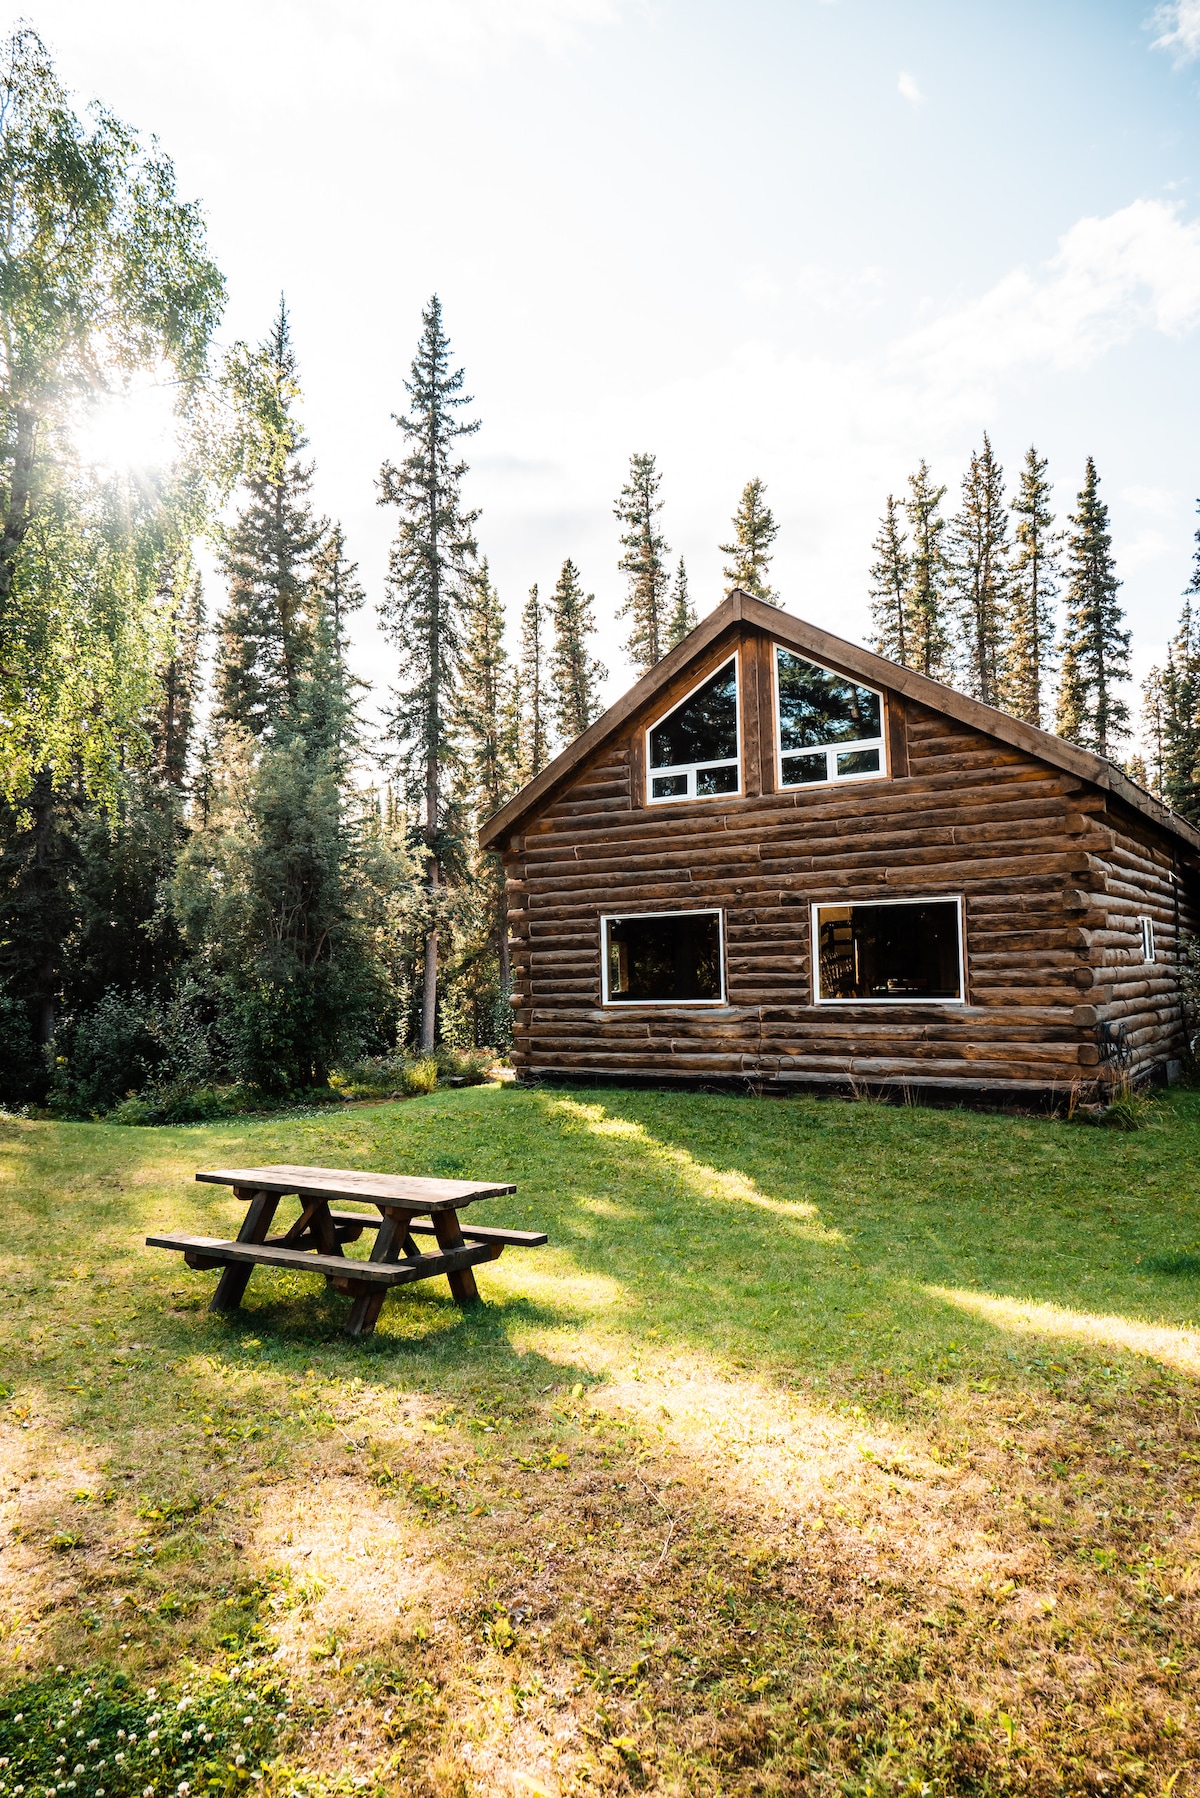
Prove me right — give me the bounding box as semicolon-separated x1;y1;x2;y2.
1;1083;1199;1796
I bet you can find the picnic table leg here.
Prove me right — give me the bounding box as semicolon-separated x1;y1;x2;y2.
344;1205;417;1339
431;1207;481;1307
210;1188;281;1313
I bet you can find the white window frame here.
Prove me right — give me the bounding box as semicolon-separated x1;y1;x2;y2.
600;908;727;1007
645;653;742;806
1139;915;1156;963
773;645;888;790
811;894;966;1006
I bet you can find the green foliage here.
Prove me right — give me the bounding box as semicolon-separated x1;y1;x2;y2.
518;580;550;778
903;459;953;681
1056;456;1130;758
549;557;606;744
47;987;160;1117
0;1663;295;1797
0;982;43;1104
948;432;1009;707
867;494;912;667
213;302;323;736
664;555;696;651
378;293;478;828
614;451;670;675
719;476;779;603
1007;446;1059;728
0;26;225;809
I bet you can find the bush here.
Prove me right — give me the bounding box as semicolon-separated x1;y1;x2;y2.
47;988;161;1117
0;985;45;1107
435;1044;494;1085
330;1051;443;1100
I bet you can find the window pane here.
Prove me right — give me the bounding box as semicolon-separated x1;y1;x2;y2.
696;763;738;796
606;913;722;1002
817;901;961;1000
781;751;829;785
649;664;737;768
778;650;881;750
836;748;881;777
651;773;688;799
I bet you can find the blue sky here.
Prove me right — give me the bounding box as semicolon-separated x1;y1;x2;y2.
14;0;1200;734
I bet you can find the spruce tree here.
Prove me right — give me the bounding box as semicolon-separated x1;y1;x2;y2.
1056;458;1130;760
904;461;953;681
949;433;1010;707
457;559;519;1014
1007;447;1060;727
519;582;550;777
720;477;779;603
377;294;479;1051
868;496;911;666
214;301;322;736
550;558;606;743
615;452;670;675
666;557;697;650
307;523;365;765
1140;666;1167;797
1159;517;1200;820
151;568;206;792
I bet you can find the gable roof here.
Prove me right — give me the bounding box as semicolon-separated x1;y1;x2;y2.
479;590;1200;857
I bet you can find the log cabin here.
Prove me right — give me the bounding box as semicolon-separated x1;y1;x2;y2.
479;590;1200;1104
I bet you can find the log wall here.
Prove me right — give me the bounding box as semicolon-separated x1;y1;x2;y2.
498;623;1200;1097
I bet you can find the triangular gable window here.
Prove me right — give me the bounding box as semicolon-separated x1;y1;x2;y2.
646;656;740;803
775;647;886;786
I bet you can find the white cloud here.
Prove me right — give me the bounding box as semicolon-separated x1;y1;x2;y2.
896;199;1200;386
1121;528;1172;570
1149;0;1200;65
795;263;884;315
897;70;925;104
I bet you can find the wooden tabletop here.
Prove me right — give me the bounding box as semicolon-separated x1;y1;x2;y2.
195;1164;516;1213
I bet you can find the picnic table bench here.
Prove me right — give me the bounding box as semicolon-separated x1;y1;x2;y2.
147;1164;545;1338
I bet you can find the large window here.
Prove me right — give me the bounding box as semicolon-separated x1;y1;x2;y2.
775;647;885;787
602;910;725;1005
812;898;964;1003
646;657;740;803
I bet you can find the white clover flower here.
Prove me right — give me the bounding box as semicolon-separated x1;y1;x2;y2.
87;1743;98;1752
147;1734;158;1744
234;1755;245;1768
177;1785;190;1796
114;1756;124;1765
180;1732;191;1744
242;1718;252;1727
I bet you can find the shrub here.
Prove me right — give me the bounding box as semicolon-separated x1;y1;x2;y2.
435;1044;494;1085
0;985;45;1107
47;988;161;1117
403;1054;439;1095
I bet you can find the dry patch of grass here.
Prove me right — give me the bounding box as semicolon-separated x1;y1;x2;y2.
0;1085;1199;1794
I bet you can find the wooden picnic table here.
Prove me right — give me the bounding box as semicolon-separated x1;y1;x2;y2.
147;1163;545;1338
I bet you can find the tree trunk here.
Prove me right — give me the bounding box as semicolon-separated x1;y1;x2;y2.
31;769;57;1045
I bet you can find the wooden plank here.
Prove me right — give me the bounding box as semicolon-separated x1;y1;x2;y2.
147;1233;500;1285
209;1188;279;1313
196;1165;515;1210
325;1211;548;1247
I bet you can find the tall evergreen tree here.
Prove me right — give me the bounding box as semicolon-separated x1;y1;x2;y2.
666;557;697;650
214;300;322;737
151;568;206;792
1007;447;1060;727
175;311;381;1091
1140;666;1167;797
457;559;519;1015
519;582;550;778
720;477;779;603
903;461;953;681
550;558;606;743
615;452;670;674
949;433;1010;707
377;294;479;1051
1055;458;1130;760
868;496;912;666
1159;517;1200;821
